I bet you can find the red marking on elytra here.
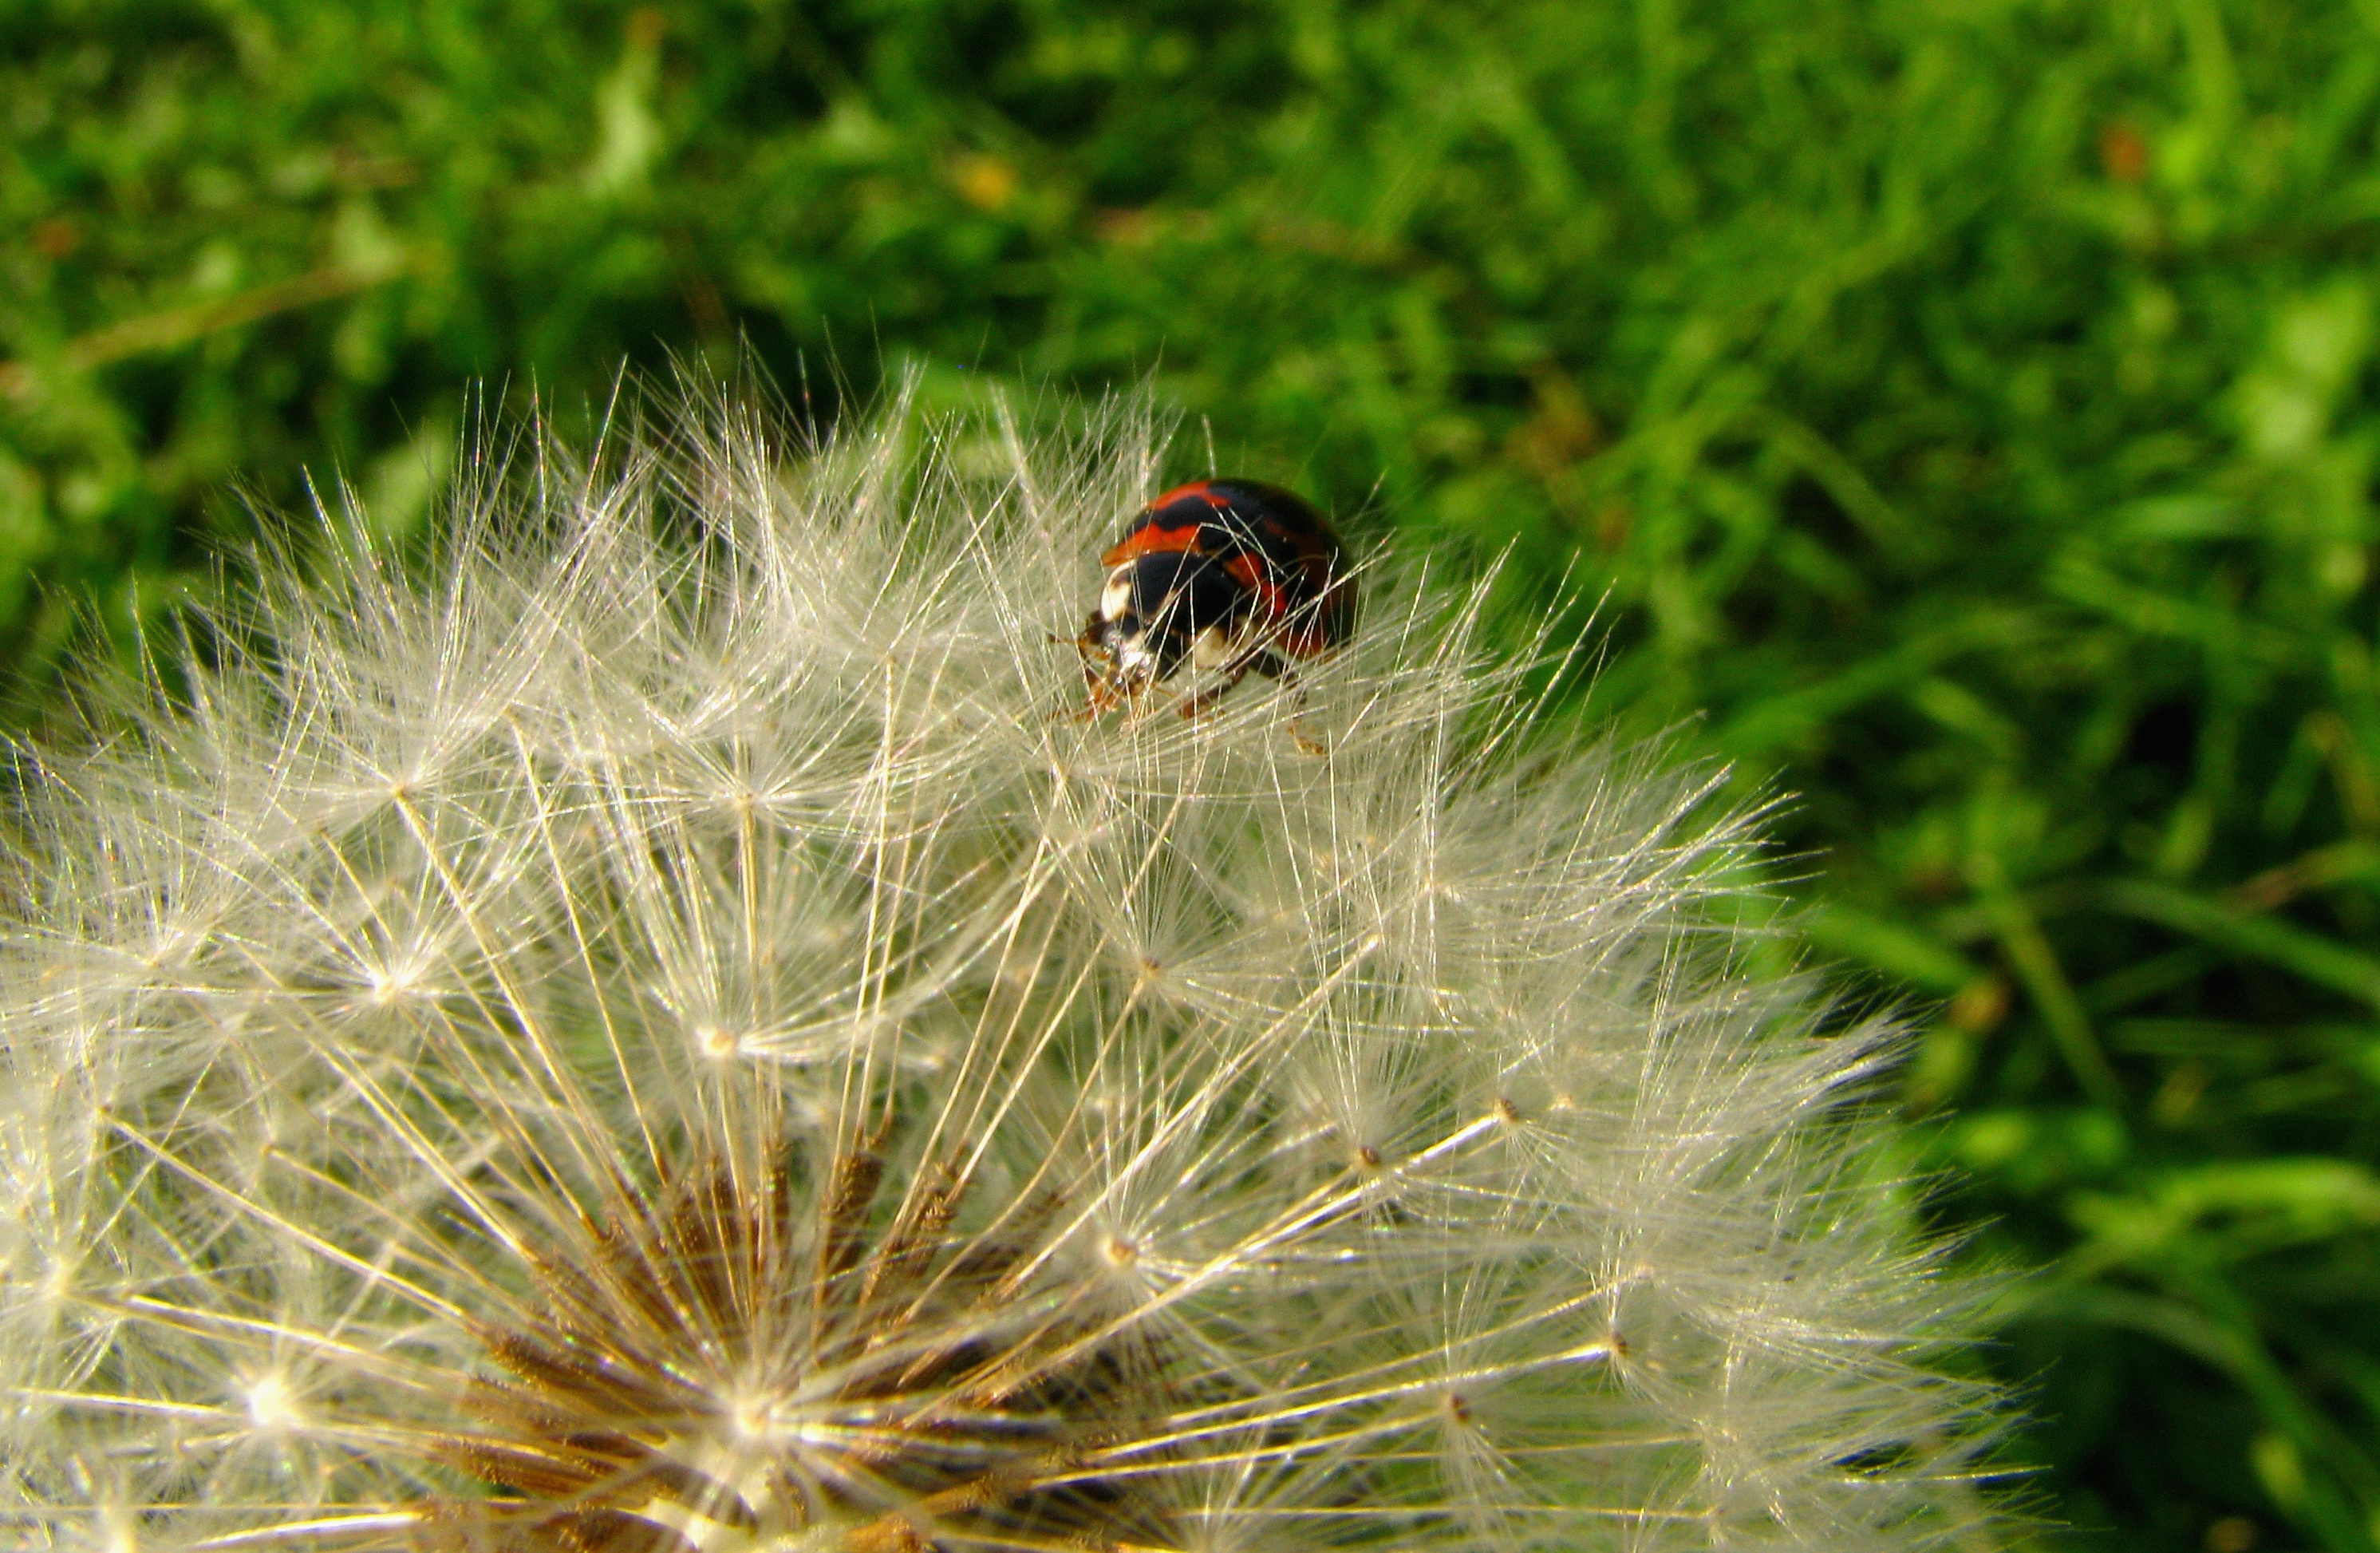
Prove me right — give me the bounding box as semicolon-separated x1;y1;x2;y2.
1222;554;1292;620
1101;523;1206;568
1155;479;1232;510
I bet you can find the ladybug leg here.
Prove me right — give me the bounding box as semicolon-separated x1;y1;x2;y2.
1049;622;1130;723
1214;650;1328;755
1285;690;1329;757
1173;662;1253;722
1249;654;1330;757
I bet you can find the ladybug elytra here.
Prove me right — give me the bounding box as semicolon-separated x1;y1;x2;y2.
1070;480;1354;721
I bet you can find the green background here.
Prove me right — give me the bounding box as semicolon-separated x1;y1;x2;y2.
6;0;2380;1545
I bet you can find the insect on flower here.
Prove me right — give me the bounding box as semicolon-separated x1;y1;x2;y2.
1068;479;1354;722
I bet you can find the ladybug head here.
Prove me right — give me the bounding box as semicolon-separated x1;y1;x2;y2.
1073;610;1156;711
1073;551;1228;709
1073;602;1174;711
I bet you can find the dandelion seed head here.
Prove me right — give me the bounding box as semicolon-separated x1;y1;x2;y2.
2;378;2015;1551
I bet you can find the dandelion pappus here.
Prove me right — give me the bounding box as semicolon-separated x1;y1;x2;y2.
1068;479;1354;730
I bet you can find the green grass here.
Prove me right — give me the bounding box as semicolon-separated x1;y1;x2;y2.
8;0;2380;1545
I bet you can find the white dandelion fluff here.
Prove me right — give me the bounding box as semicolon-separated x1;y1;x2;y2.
0;380;2008;1551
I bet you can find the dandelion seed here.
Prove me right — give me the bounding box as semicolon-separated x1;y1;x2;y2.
241;1373;302;1435
2;377;2014;1551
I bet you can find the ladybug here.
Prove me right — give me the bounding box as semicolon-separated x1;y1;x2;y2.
1070;479;1354;721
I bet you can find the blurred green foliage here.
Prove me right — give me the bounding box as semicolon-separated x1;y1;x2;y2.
8;0;2380;1545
